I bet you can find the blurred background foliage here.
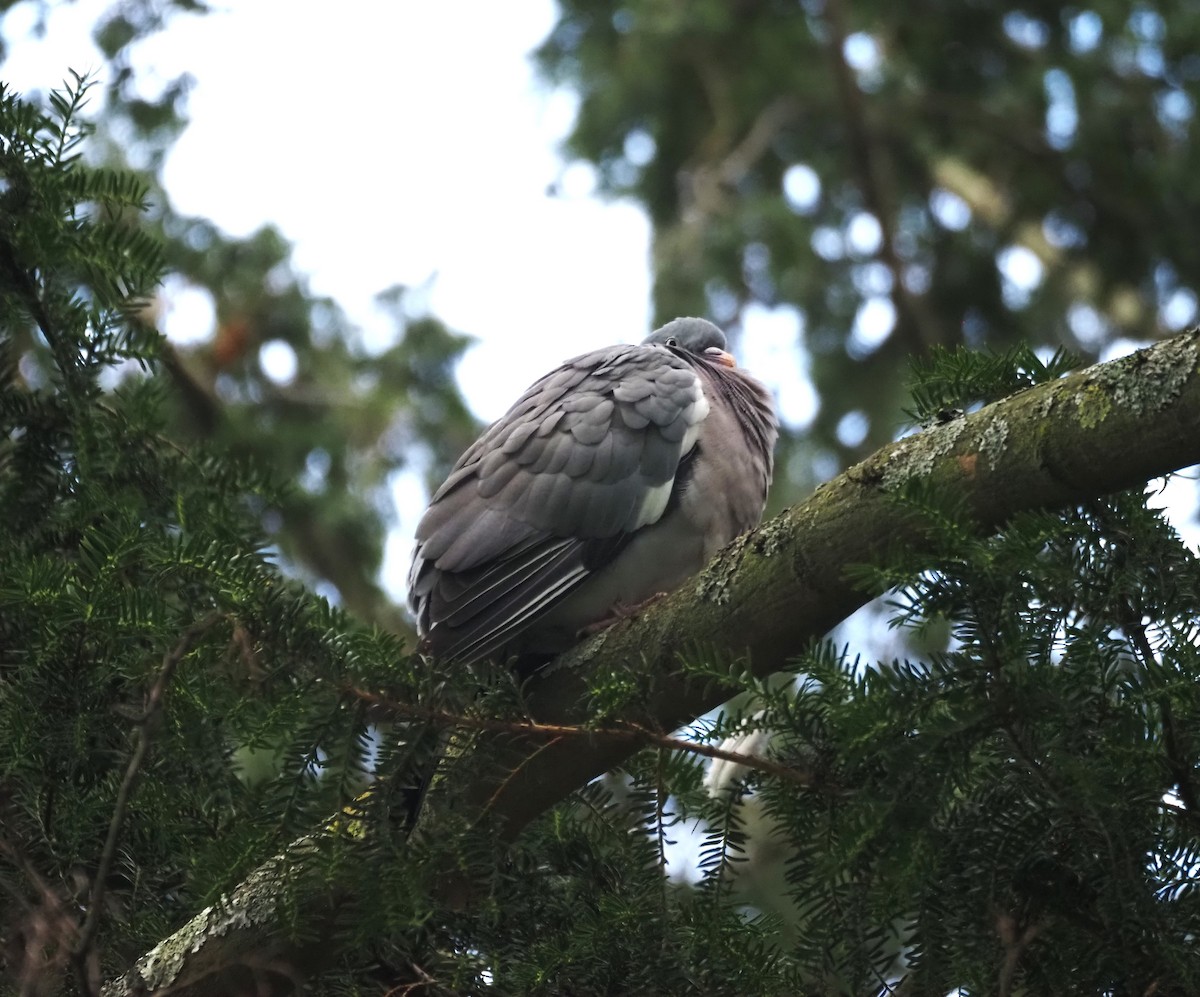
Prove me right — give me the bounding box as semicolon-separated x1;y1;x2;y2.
6;0;1198;609
538;0;1200;491
5;0;484;640
3;0;1200;991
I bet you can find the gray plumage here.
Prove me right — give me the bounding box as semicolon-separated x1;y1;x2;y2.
408;317;778;665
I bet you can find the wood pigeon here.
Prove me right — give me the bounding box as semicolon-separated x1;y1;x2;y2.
407;317;778;666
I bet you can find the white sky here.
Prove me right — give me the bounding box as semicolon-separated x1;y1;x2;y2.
2;0;658;415
154;1;660;414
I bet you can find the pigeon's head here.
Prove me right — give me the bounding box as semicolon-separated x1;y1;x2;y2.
643;317;736;368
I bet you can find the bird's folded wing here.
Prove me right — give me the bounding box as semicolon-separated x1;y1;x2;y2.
408;344;709;662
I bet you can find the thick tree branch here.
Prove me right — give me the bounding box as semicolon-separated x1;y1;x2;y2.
106;328;1200;996
456;328;1200;834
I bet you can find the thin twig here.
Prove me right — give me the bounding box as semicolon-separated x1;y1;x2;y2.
996;910;1043;997
381;959;439;996
96;401;198;465
999;721;1069;809
71;612;225;994
0;839;80;997
977;617;1071;808
345;686;816;789
0;234;59;348
484;734;570;816
1121;610;1200;815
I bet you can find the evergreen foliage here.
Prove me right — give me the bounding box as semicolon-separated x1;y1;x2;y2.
672;346;1200;994
0;77;422;990
759;491;1200;994
3;30;1200;997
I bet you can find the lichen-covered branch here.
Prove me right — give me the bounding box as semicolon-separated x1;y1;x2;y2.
106;328;1200;995
444;328;1200;834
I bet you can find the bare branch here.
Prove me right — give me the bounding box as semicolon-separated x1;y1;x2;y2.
0;840;80;997
995;910;1043;997
344;687;817;790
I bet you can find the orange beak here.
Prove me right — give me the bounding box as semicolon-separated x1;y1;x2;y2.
705;347;737;368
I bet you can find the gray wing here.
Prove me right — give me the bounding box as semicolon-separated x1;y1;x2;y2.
408;343;710;663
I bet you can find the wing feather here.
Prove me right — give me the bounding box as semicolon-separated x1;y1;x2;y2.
408;343;708;662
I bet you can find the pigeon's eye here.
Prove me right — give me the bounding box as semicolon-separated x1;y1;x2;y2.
666;336;678;347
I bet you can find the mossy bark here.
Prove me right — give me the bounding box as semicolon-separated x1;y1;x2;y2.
106;328;1200;996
